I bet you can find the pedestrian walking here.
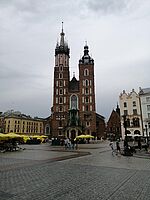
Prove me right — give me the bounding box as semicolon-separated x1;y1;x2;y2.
109;141;115;155
68;138;72;149
138;139;142;150
116;140;121;155
74;138;78;150
64;138;69;150
71;138;75;149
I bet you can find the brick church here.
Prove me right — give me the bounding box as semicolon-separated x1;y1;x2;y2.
50;24;104;139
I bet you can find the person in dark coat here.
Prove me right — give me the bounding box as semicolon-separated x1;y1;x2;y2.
71;138;75;149
116;140;121;155
138;139;142;150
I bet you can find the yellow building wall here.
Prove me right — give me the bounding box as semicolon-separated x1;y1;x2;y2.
4;117;44;135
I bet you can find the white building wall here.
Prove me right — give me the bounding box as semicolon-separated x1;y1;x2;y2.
139;88;150;137
119;89;143;139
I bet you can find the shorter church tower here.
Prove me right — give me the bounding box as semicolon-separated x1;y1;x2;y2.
78;44;96;136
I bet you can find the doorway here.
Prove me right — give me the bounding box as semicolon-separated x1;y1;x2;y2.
71;130;76;139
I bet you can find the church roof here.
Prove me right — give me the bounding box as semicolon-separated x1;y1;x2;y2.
96;113;105;120
69;77;79;92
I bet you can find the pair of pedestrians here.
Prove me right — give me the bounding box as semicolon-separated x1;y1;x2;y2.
109;140;121;155
64;138;76;150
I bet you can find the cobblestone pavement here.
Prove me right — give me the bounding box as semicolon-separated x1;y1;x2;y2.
0;141;150;200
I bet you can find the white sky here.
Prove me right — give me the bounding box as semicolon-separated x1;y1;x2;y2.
0;0;150;120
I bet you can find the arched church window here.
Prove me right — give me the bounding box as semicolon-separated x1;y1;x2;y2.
59;97;63;104
59;65;63;71
45;125;50;135
85;97;89;103
85;88;89;94
59;80;63;86
59;73;63;79
84;69;89;76
85;79;89;86
59;89;63;95
70;95;78;109
86;105;88;111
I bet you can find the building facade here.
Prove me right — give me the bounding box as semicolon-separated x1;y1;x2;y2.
50;26;96;139
0;110;45;135
107;105;121;140
0;112;5;133
139;87;150;137
96;114;106;140
119;89;143;139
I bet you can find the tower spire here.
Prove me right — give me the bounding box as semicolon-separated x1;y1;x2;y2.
84;43;89;56
55;23;69;56
85;40;87;46
62;21;64;33
60;22;65;46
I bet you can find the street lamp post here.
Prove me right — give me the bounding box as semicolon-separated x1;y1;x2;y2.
145;124;148;145
123;115;129;150
123;115;127;137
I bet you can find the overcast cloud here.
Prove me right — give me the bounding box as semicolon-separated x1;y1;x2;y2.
0;0;150;120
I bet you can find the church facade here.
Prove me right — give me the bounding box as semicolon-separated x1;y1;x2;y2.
50;26;96;139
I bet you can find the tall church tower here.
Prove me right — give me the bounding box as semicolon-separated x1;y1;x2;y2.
51;23;70;136
78;44;96;136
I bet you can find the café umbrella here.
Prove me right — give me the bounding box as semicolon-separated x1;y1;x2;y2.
0;133;8;140
84;134;94;139
76;134;94;139
0;133;22;141
5;133;22;139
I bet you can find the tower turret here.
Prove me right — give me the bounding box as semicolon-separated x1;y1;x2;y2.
79;42;94;65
